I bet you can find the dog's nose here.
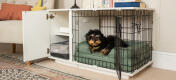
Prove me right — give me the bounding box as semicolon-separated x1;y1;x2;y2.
89;40;94;45
90;42;94;45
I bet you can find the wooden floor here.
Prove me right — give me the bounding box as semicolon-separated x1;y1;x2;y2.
1;43;176;80
36;59;176;80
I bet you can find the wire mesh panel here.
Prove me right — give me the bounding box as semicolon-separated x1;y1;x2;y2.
72;10;153;75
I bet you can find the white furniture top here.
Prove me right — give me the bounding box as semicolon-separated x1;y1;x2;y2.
47;8;154;12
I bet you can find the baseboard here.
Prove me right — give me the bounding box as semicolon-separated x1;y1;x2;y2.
152;51;176;71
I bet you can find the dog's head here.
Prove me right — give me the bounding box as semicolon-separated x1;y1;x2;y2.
85;30;105;47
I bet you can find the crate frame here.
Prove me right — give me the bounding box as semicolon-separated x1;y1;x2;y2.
71;9;153;79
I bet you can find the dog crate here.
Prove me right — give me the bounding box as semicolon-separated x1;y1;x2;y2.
72;9;153;77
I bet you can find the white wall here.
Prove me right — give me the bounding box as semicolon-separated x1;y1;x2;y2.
157;0;176;53
144;0;176;53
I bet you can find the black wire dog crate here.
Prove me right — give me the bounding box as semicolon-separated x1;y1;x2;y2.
72;9;153;74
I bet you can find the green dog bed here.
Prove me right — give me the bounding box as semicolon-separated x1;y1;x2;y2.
74;41;151;72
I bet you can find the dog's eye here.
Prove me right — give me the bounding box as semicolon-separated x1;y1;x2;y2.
89;36;92;39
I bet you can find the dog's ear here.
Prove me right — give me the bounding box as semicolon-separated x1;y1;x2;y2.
94;29;105;38
94;29;100;34
86;30;93;36
88;30;93;33
85;30;93;40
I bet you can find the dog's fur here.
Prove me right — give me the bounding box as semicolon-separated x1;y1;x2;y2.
85;29;128;55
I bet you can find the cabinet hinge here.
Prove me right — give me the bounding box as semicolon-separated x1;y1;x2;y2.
46;14;55;20
47;48;50;54
50;14;55;19
46;14;49;20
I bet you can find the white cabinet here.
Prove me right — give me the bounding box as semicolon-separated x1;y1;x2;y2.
22;11;50;62
23;10;71;62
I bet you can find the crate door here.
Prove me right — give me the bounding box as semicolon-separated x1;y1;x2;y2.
23;11;50;62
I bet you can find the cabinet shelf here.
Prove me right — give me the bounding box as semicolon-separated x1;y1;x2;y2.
49;56;69;61
55;32;69;36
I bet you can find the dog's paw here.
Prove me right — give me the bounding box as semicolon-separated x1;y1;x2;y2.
89;46;94;53
101;49;110;55
90;50;94;53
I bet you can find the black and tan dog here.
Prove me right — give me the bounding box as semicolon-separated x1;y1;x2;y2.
85;29;128;55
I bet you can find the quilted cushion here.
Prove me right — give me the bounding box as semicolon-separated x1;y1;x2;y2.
0;3;32;20
0;0;54;10
74;41;151;72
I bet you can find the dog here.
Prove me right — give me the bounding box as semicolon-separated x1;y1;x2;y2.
85;29;128;55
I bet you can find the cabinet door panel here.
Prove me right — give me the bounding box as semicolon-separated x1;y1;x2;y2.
23;11;50;62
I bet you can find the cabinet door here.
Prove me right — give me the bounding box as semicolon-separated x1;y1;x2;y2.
23;11;50;62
